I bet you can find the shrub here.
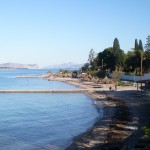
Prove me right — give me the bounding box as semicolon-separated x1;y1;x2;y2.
142;126;150;137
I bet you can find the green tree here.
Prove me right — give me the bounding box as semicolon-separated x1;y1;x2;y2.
81;63;90;71
97;47;115;71
125;38;144;74
97;38;126;72
145;35;150;52
135;39;139;50
113;38;120;51
88;49;95;64
139;39;143;51
88;49;98;70
113;38;126;71
144;35;150;72
125;51;135;72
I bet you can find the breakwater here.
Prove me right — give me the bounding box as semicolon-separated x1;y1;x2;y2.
0;89;99;93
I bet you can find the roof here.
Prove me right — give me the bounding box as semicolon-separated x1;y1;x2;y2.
136;79;150;83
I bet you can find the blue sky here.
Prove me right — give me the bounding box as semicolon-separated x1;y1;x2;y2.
0;0;150;67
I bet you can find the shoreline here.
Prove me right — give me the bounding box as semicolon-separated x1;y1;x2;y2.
48;77;150;149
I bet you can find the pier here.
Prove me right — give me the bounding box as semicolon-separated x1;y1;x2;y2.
0;89;99;93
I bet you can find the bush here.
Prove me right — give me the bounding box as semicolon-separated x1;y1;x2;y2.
117;81;133;86
142;126;150;137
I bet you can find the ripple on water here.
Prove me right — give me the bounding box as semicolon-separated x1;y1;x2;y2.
0;93;100;150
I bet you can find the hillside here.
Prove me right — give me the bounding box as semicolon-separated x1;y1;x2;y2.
0;63;39;69
43;62;83;70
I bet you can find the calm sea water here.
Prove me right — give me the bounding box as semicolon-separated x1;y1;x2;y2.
0;69;101;150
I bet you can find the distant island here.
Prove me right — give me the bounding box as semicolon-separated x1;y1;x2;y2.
0;63;39;69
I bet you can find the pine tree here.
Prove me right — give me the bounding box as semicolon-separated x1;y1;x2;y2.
145;35;150;52
134;39;139;50
113;38;120;51
139;39;143;51
112;38;125;71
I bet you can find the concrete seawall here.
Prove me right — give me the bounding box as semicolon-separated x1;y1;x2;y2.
0;89;99;93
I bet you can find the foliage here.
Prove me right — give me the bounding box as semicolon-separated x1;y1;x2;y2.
117;81;133;86
125;48;143;73
95;70;108;78
135;39;139;50
145;35;150;52
82;36;150;77
112;38;126;70
97;38;126;72
134;39;143;51
81;63;90;72
97;47;115;71
142;126;150;137
139;39;143;51
144;35;150;72
113;38;120;51
59;69;69;73
72;70;78;78
112;70;123;83
144;52;150;72
88;49;97;70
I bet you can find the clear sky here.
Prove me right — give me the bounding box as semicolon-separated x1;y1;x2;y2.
0;0;150;67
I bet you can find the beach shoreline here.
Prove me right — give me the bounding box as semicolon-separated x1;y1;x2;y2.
48;77;150;150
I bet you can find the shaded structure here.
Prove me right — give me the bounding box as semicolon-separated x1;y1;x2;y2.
136;79;150;95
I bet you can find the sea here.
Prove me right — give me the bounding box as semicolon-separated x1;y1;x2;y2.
0;69;101;150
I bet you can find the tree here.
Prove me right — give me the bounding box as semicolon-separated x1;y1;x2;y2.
144;35;150;72
97;47;115;71
125;39;145;74
125;51;135;72
88;49;95;64
139;39;143;51
112;38;126;71
135;39;139;50
97;38;126;72
145;35;150;52
81;63;90;72
88;49;97;70
113;38;120;51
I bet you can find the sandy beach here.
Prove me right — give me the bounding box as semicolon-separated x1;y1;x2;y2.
48;77;150;150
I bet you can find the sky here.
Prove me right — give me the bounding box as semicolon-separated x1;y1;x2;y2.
0;0;150;67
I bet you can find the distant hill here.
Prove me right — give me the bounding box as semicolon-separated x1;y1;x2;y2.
43;62;83;70
0;63;39;69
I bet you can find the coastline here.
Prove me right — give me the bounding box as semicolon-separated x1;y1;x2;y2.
48;77;150;149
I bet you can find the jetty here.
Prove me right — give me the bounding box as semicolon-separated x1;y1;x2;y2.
16;74;50;78
0;89;100;93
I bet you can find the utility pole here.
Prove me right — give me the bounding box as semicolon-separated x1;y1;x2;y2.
140;52;143;80
102;59;103;70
